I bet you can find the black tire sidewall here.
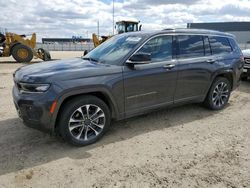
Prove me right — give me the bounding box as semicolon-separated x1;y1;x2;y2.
12;44;33;63
206;77;231;110
59;96;111;146
241;74;248;81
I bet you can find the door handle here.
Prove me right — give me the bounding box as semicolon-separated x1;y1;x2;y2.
206;59;216;64
163;64;175;70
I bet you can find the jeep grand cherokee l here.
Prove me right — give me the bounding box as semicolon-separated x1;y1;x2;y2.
13;29;244;146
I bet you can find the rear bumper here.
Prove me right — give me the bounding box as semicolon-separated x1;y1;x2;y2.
12;86;56;133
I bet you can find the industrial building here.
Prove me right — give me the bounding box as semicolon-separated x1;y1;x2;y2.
187;22;250;48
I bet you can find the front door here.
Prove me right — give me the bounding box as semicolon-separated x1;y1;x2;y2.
123;35;178;116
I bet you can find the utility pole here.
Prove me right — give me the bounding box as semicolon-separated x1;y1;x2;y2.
113;0;115;35
97;20;99;37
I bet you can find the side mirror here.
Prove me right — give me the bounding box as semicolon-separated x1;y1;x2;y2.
126;53;151;65
139;25;142;31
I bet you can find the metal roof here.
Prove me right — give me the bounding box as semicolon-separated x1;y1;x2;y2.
187;22;250;32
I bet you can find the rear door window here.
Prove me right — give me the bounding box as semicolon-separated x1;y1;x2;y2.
177;35;205;58
137;35;172;63
209;36;232;55
178;35;205;58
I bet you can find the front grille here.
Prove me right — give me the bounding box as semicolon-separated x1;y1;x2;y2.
245;58;250;64
14;81;22;91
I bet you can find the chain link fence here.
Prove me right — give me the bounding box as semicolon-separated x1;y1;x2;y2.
36;43;94;51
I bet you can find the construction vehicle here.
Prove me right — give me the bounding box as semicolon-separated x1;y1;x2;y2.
92;20;142;48
0;32;51;63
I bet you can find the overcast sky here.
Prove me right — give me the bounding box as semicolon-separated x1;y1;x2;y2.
1;0;250;41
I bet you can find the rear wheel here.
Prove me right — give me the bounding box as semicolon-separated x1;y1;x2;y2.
12;44;33;63
58;96;111;146
204;77;231;110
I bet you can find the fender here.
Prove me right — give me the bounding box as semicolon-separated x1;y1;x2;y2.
212;68;234;80
49;86;122;131
208;68;234;91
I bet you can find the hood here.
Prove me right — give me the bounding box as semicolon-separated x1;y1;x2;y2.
242;49;250;57
14;58;121;83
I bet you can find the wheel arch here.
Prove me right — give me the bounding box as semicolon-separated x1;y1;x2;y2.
52;89;120;133
213;69;234;89
205;69;234;98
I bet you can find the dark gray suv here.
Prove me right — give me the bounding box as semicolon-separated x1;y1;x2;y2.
13;29;244;146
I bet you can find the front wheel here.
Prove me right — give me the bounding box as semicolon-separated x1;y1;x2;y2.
58;96;111;146
204;77;231;110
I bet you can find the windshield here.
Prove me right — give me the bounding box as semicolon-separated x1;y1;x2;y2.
117;23;126;34
84;34;142;65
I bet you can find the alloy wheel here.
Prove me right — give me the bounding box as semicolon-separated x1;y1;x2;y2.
212;82;229;107
68;104;105;141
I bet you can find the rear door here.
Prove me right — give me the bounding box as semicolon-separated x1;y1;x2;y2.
174;35;215;102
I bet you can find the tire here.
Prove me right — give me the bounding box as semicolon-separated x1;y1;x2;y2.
11;44;33;63
37;48;51;61
58;95;111;146
43;49;51;61
0;33;5;43
241;75;248;81
204;77;231;110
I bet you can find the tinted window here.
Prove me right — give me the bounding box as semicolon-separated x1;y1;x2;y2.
137;35;172;62
209;36;232;54
178;35;204;58
228;38;240;52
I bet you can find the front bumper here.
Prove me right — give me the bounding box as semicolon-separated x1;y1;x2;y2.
12;85;56;133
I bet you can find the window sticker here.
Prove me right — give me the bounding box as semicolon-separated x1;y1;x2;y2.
126;37;142;42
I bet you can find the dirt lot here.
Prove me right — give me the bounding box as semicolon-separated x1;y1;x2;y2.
0;52;249;188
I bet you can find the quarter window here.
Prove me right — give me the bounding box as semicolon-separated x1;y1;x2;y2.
137;35;172;62
209;36;232;54
177;35;205;58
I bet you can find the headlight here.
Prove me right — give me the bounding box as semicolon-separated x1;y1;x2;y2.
18;83;50;93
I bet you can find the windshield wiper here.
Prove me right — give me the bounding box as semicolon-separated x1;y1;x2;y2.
82;57;99;62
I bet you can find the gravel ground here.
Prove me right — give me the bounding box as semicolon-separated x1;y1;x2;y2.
0;52;249;188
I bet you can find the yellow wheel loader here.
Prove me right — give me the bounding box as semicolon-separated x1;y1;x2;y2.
92;20;142;48
0;32;51;63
